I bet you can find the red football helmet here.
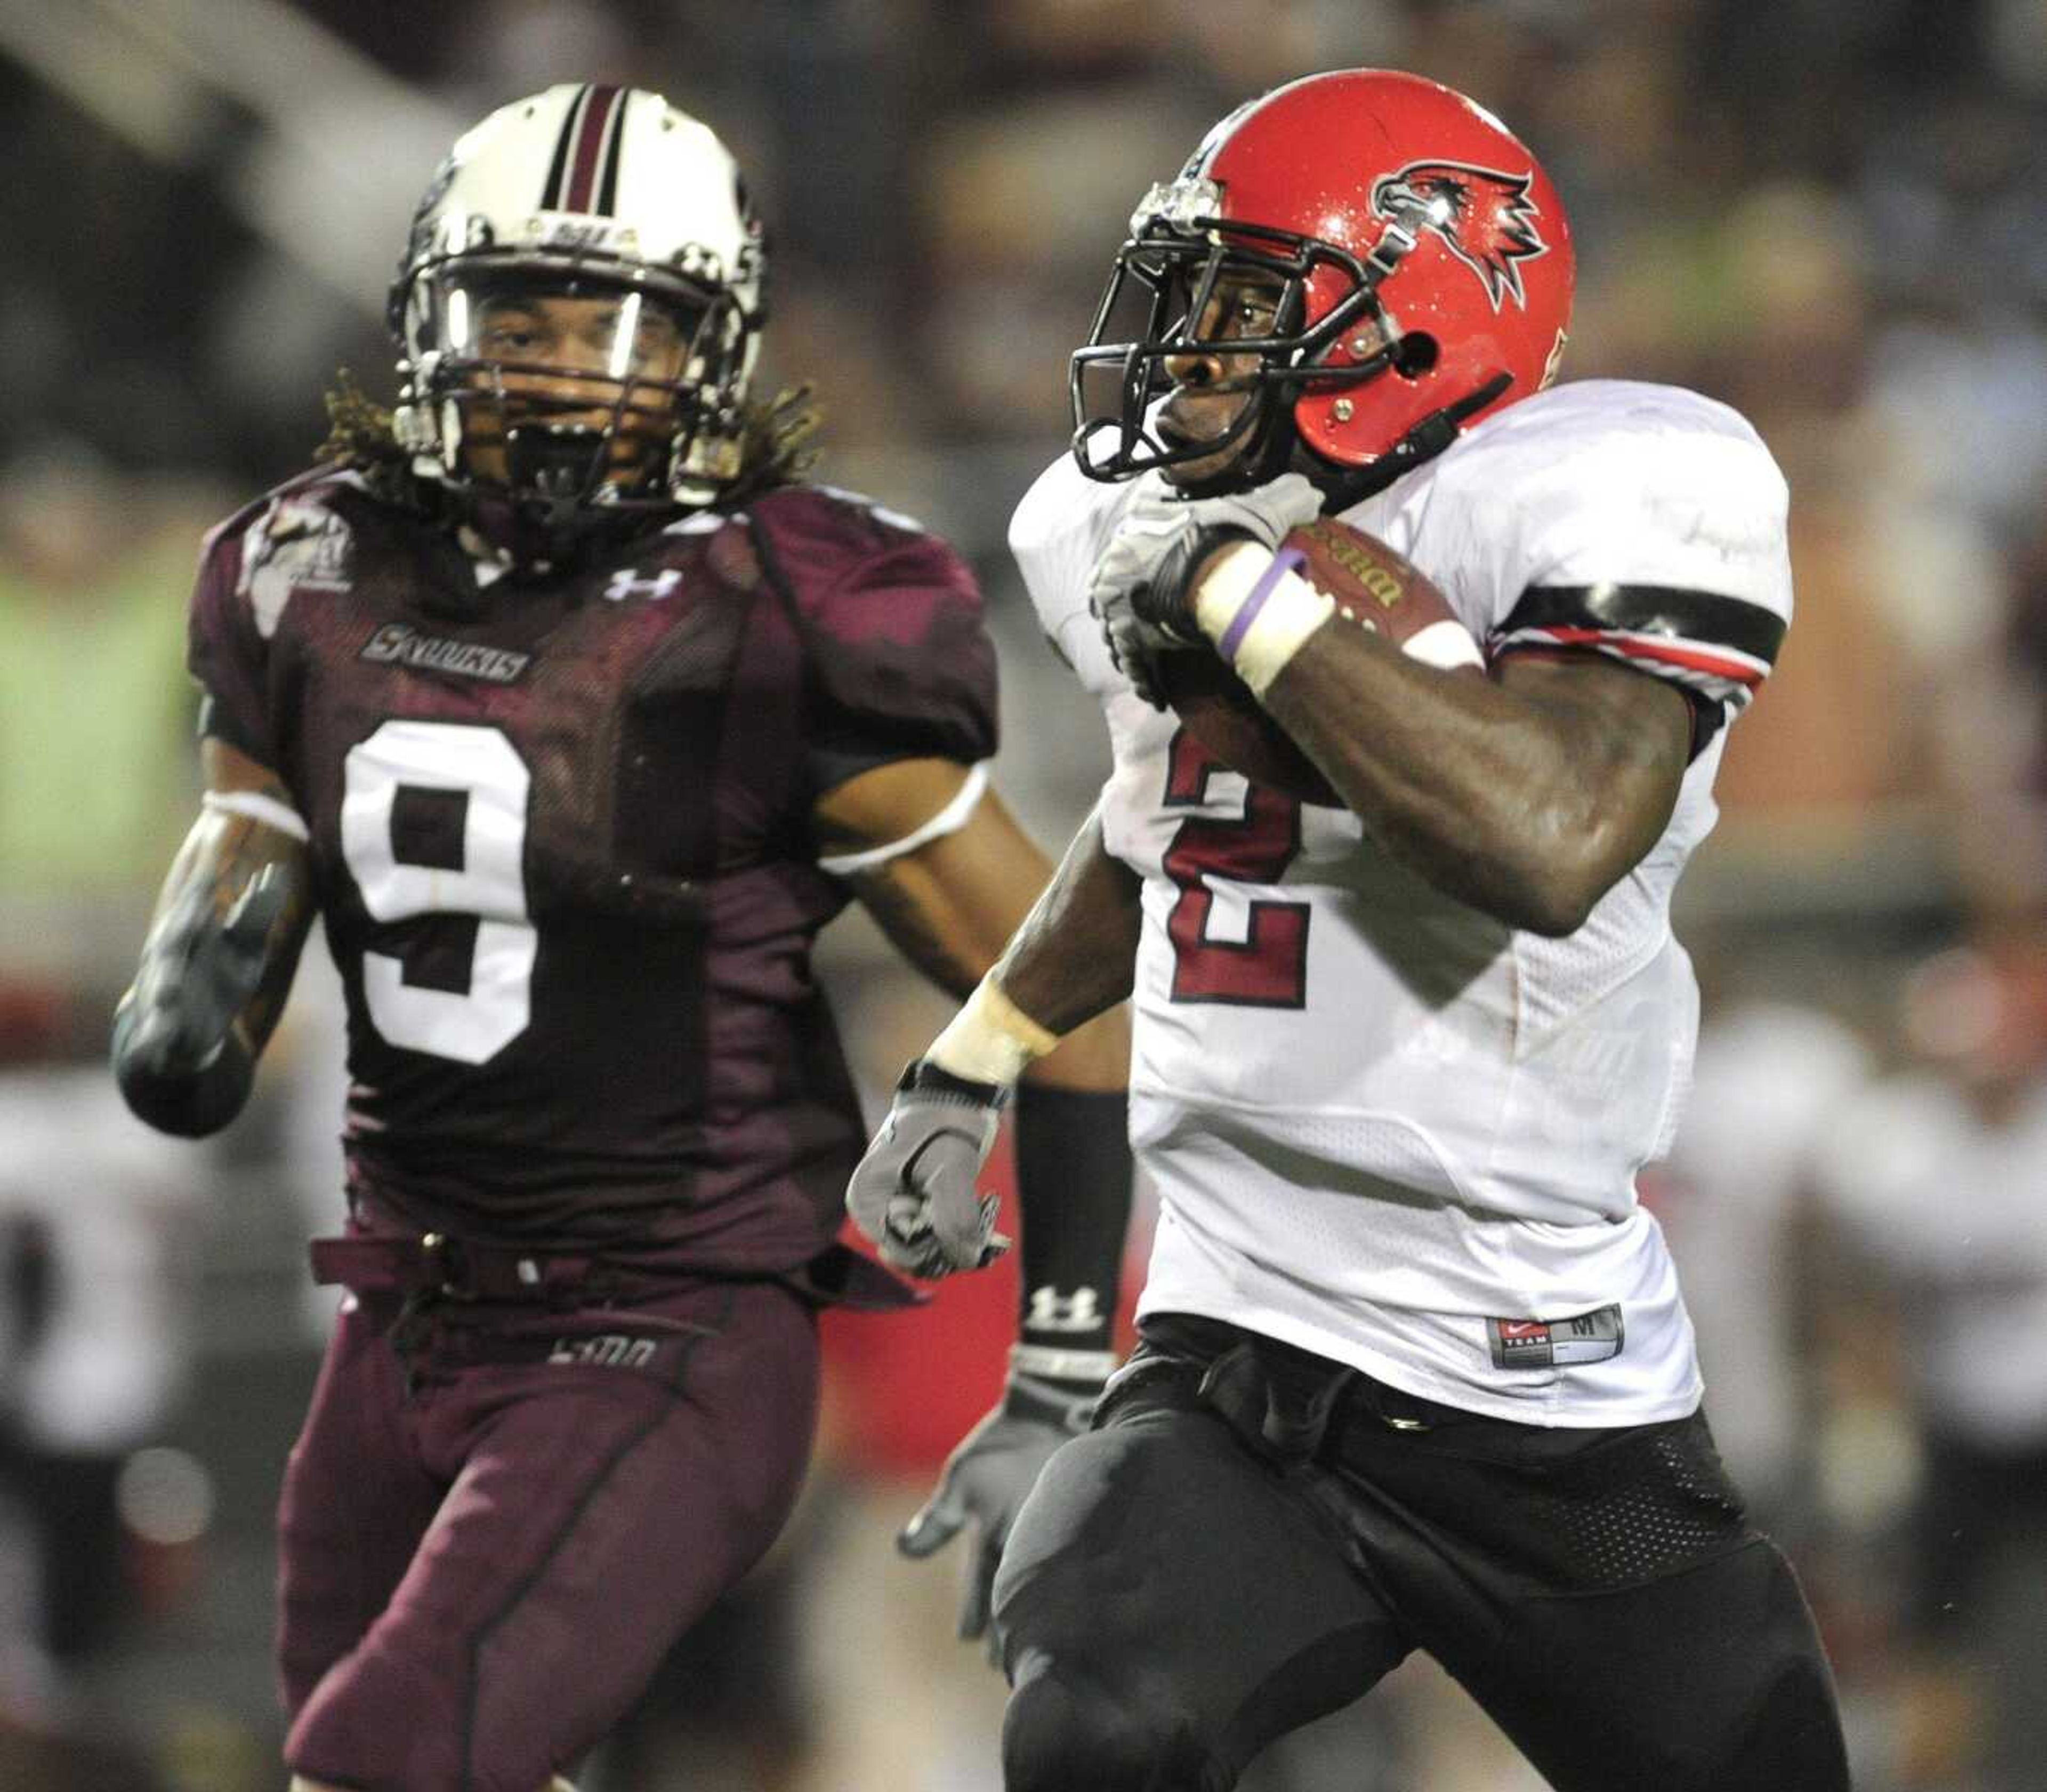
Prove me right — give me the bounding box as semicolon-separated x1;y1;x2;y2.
1070;69;1574;493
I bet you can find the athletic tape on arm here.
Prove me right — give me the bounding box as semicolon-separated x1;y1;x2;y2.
1193;543;1335;697
926;976;1062;1088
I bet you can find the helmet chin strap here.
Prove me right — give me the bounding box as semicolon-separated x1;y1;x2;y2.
1162;388;1301;499
1298;371;1512;510
1166;369;1512;508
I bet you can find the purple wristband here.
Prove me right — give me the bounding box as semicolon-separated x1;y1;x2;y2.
1216;545;1308;661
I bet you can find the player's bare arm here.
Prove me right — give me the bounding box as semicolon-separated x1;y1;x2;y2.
112;737;317;1137
981;804;1142;1041
827;760;1139;1648
841;795;1140;1640
1260;617;1694;936
826;758;1135;1276
816;754;1130;1088
1090;477;1693;939
844;801;1139;1273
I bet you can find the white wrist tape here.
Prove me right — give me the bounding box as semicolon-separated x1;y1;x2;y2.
203;788;310;842
925;977;1062;1088
1192;541;1334;698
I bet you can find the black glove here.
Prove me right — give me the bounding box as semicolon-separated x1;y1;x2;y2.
845;1059;1011;1278
898;1363;1107;1660
112;866;287;1136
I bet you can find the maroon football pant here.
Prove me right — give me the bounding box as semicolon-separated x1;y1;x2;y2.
277;1276;819;1792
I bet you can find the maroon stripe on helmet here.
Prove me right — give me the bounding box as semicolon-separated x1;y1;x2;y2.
563;84;624;212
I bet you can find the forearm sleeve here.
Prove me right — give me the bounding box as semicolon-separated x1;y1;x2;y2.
111;808;311;1140
1012;1082;1132;1361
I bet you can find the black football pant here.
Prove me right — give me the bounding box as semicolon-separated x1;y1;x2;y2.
993;1314;1851;1792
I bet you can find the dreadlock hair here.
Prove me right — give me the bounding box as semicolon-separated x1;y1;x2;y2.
313;368;417;510
316;368;406;469
311;369;824;509
722;382;823;503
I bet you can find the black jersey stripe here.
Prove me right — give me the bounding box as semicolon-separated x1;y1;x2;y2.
1500;583;1787;666
541;84;589;210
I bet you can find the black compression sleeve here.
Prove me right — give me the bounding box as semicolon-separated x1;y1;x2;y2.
1011;1083;1132;1356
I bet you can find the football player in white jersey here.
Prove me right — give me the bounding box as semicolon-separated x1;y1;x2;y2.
848;68;1851;1791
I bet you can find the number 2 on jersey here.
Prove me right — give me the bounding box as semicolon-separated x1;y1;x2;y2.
340;719;535;1063
1162;730;1309;1006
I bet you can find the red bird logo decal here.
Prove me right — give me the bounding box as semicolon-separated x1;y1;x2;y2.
1370;161;1549;311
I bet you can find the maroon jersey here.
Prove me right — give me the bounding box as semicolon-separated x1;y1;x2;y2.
189;469;997;1271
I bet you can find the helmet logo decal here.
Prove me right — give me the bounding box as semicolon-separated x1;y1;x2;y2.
1369;160;1549;311
542;84;627;215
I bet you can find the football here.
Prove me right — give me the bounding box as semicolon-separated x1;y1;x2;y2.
1159;517;1484;806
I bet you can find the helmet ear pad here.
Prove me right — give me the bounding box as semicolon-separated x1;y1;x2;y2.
1289;231;1558;473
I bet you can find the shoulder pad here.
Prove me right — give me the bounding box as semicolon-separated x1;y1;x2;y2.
1418;383;1793;708
748;484;998;769
220;467;372;641
744;484;933;581
1007;454;1134;702
1453;382;1791;607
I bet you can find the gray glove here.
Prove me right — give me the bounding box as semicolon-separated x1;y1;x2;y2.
1089;471;1325;706
845;1060;1010;1278
899;1367;1105;1660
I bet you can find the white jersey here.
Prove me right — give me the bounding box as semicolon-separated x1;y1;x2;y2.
1009;380;1793;1425
1814;1073;2047;1450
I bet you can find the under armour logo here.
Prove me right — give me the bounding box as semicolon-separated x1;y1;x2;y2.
602;568;682;603
1026;1285;1102;1333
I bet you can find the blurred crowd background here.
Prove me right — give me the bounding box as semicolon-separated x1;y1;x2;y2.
6;0;2047;1787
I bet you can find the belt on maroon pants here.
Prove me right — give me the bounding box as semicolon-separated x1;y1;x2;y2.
309;1232;927;1312
309;1231;607;1303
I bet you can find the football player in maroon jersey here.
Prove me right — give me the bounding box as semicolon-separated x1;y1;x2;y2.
111;85;1130;1792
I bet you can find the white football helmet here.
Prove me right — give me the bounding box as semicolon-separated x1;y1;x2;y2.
389;83;767;526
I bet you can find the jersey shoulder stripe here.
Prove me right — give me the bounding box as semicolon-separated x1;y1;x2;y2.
1493;581;1787;704
1500;582;1788;663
